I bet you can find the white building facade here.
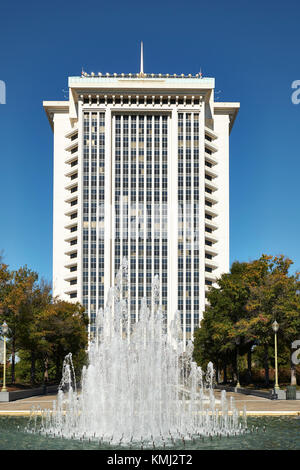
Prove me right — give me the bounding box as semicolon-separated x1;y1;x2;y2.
44;71;239;342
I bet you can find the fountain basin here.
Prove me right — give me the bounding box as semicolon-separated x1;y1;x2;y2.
0;416;299;450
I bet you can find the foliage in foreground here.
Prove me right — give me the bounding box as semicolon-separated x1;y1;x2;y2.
193;255;300;386
0;258;88;386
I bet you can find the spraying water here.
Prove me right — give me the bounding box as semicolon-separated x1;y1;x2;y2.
31;259;246;447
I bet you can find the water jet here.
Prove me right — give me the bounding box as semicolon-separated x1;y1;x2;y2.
30;260;246;447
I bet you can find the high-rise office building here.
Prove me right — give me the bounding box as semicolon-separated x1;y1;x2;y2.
44;55;239;342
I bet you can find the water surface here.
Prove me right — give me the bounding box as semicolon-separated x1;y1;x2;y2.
0;416;299;450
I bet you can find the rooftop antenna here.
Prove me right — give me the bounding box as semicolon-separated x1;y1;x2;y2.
140;41;144;76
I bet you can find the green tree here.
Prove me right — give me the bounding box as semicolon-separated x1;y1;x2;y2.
193;254;300;388
193;260;256;383
241;255;300;385
193;310;236;383
38;300;88;381
0;257;89;387
17;279;52;385
0;260;12;306
0;266;39;383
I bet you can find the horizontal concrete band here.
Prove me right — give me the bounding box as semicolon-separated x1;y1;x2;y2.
0;385;59;402
215;385;300;401
0;410;299;416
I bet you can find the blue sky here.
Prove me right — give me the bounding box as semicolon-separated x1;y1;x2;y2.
0;0;299;283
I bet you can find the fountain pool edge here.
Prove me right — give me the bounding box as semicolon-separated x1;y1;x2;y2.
0;410;299;416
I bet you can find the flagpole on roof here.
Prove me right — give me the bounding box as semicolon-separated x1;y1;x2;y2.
140;41;144;76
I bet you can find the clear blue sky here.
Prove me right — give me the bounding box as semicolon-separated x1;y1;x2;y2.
0;0;299;284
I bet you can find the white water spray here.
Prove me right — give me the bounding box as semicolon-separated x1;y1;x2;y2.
32;259;246;446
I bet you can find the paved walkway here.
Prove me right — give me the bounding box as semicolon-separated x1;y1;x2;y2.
0;395;56;415
214;390;300;415
0;391;299;416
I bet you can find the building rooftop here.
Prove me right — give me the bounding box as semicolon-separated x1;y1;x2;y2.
76;71;209;79
69;74;215;87
68;74;216;95
44;42;239;132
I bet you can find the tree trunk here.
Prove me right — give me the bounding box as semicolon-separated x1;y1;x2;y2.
223;363;227;384
230;363;235;382
234;350;239;385
246;349;252;384
11;336;16;384
215;361;219;384
30;352;36;386
291;360;297;386
44;356;49;384
264;344;269;386
55;355;61;382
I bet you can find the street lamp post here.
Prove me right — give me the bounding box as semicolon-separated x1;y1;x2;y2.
272;320;280;393
1;321;9;392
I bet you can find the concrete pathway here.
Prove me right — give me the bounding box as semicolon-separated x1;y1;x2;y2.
0;395;56;415
214;390;300;415
0;391;299;416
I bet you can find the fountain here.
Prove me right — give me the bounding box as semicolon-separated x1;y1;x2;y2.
30;259;247;447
